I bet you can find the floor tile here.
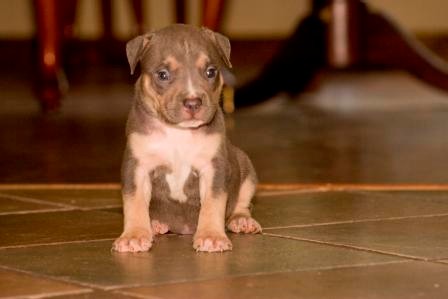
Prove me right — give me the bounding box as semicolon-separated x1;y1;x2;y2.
0;194;59;214
0;268;90;298
253;191;448;228
230;83;448;184
0;210;122;248
0;235;401;289
117;261;448;299
267;215;448;260
2;72;448;184
1;189;122;208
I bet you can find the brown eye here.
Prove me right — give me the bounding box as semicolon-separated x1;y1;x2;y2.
156;69;170;81
205;66;217;79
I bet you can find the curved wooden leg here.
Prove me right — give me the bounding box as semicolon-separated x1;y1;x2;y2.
131;0;145;34
363;10;448;91
34;0;64;111
202;0;225;31
328;0;448;91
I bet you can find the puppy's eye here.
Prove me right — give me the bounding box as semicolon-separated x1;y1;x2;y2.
205;66;217;79
156;70;170;81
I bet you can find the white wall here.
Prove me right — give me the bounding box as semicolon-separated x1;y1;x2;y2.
0;0;447;39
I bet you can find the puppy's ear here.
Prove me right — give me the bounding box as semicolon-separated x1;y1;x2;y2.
126;33;154;75
202;27;232;69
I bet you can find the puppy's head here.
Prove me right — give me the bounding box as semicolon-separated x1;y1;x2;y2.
127;24;231;129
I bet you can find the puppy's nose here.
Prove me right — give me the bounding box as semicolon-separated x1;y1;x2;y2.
183;98;202;112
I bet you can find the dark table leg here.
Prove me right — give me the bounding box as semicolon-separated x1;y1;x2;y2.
235;0;448;107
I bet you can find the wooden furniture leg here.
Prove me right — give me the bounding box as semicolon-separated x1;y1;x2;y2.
363;5;448;90
202;0;225;31
235;1;327;107
327;0;448;90
131;0;145;34
34;0;64;111
235;0;448;107
175;0;186;24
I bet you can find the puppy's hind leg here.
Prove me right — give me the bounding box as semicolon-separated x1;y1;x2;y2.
151;219;169;235
227;177;262;234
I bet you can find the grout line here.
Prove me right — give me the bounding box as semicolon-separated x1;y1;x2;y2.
0;191;122;215
0;193;77;209
79;205;122;211
0;238;115;251
21;289;94;299
0;205;121;216
256;183;448;192
0;183;121;190
0;207;76;216
257;190;316;197
2;183;448;192
262;232;432;262
262;213;448;230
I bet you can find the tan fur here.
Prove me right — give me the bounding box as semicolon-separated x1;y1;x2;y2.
163;55;181;70
113;24;260;253
140;74;161;114
233;178;256;216
226;178;261;234
195;52;210;69
194;191;231;252
113;183;153;252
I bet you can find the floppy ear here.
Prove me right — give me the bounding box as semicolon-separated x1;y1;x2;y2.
202;27;232;69
126;33;154;75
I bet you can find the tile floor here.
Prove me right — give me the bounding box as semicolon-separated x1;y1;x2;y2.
1;187;448;298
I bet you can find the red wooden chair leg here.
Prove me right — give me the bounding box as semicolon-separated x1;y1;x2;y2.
202;0;225;31
34;0;64;111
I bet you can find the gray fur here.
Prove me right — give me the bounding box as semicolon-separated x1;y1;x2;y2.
201;27;232;69
121;147;138;195
149;166;200;234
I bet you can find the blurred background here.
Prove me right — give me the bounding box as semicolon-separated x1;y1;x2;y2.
1;0;448;184
2;0;448;39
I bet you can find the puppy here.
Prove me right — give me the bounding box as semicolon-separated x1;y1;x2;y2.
113;24;261;253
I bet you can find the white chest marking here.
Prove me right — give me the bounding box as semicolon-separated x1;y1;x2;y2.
129;123;221;203
165;159;191;202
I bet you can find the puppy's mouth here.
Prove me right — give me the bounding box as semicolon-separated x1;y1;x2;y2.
176;104;213;129
178;119;205;128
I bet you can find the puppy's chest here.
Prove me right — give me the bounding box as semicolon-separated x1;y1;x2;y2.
130;128;220;202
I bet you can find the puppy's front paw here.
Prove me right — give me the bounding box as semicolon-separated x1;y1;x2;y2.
227;215;262;234
112;228;153;253
193;233;232;252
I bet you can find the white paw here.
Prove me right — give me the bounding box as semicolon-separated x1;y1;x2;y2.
112;229;153;253
227;216;262;234
151;219;169;235
193;233;232;252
